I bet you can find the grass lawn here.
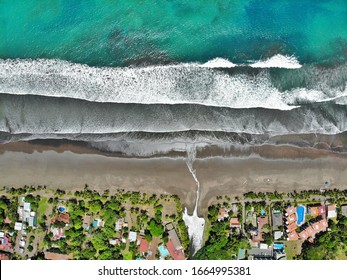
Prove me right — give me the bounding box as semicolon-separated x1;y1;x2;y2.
123;252;133;260
285;240;303;260
335;251;347;260
37;197;49;224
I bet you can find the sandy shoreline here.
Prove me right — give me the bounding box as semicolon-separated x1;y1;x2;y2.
1;147;347;216
1;140;347;160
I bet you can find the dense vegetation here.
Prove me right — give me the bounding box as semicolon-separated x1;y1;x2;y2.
0;185;190;260
194;204;250;260
299;215;347;260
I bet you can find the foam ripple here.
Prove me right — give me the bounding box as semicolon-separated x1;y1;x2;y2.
0;56;345;111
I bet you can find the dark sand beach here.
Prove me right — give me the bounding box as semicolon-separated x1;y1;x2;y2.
1;141;347;216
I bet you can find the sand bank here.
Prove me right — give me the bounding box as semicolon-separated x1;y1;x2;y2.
1;148;346;215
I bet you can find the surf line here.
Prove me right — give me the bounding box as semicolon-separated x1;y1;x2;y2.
183;144;205;256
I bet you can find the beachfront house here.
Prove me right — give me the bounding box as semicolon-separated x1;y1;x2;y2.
218;208;229;221
327;205;337;219
166;223;183;250
82;214;91;229
165;223;185;260
272;211;283;230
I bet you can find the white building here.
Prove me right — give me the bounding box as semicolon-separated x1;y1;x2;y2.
327;205;337;219
128;231;137;242
14;222;23;231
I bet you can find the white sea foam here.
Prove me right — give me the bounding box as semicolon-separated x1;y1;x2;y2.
0;57;346;112
201;57;237;68
249;54;302;69
183;145;205;255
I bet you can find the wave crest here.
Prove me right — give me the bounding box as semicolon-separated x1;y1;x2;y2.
0;57;346;111
249;54;302;69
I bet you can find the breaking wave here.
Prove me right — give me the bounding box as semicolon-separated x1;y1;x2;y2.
0;94;346;137
1;56;346;111
249;54;302;69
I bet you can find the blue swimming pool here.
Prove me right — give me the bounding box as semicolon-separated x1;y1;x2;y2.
274;243;284;250
158;245;169;257
58;206;66;213
296;205;305;225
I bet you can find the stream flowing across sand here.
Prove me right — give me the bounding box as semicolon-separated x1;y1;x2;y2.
182;145;205;256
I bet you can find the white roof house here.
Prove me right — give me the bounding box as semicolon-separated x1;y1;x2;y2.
259;243;269;250
274;231;283;240
14;222;23;231
0;232;5;238
24;202;31;212
327;205;337;219
115;221;122;231
128;231;137;242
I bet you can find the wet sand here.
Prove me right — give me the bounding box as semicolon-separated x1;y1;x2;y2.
1;148;346;216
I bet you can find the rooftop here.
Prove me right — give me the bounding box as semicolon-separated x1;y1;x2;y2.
14;222;23;231
83;215;91;228
257;216;268;230
274;231;283;240
129;231;137;242
272;212;283;228
287;231;299;241
166;239;185;260
44;252;73;260
218;208;229;220
286;214;297;224
317;206;326;217
230;217;241;228
309;207;318;217
286;222;297;233
167;223;183;250
248;247;273;257
286;206;296;216
57;213;70;224
139;237;150;253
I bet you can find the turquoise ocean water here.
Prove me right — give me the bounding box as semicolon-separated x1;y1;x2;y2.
1;0;347;66
0;0;347;155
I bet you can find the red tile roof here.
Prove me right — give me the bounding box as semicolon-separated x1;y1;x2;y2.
257;217;268;230
311;219;328;233
286;214;297;224
288;231;299;241
296;219;328;241
0;235;13;252
317;206;326;216
44;252;73;260
299;230;309;240
286;206;296;215
230;218;241;227
287;222;297;232
327;205;336;211
166;239;185;260
58;213;70;224
251;231;263;243
218;208;228;220
139;237;150;253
